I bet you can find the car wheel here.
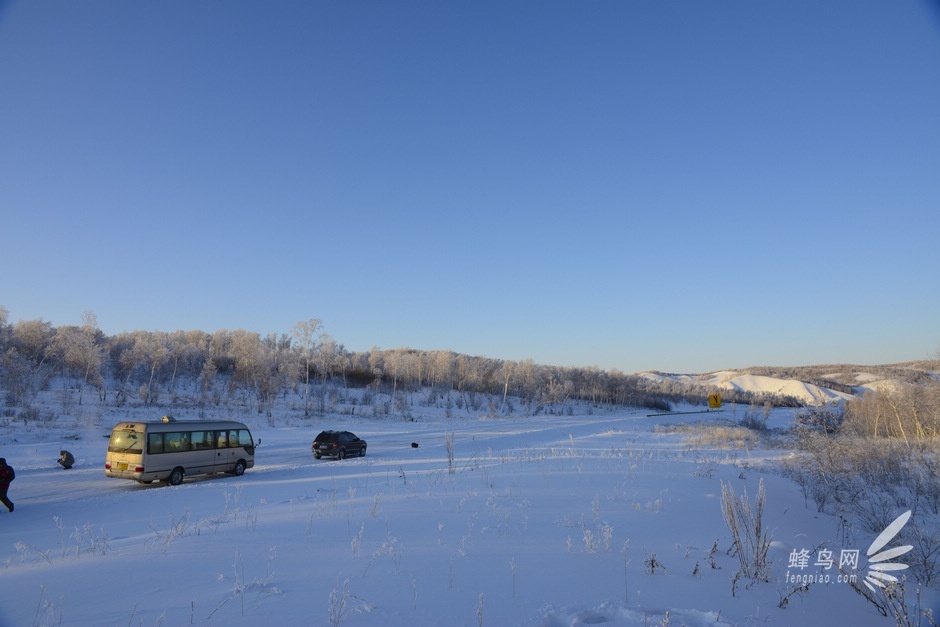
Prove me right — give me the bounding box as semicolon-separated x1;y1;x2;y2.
167;467;184;486
232;460;246;476
314;453;321;459
359;447;366;457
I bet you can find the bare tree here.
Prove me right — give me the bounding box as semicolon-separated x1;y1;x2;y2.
402;350;422;388
136;331;170;404
0;306;9;350
844;380;940;442
209;329;235;374
385;348;409;396
5;319;57;411
497;360;515;412
316;334;339;385
199;357;218;401
291;319;322;416
1;348;41;411
425;350;455;390
52;325;103;405
166;330;207;393
231;329;264;408
369;345;384;387
12;319;56;365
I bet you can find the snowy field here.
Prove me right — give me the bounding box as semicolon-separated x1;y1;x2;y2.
0;399;932;626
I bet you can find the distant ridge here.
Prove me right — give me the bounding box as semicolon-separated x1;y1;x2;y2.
639;360;939;406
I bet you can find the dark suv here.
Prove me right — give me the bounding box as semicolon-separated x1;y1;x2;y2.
312;430;367;459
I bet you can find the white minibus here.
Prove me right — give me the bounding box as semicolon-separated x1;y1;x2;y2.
105;417;255;485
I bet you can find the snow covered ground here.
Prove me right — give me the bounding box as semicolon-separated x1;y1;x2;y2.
0;394;933;626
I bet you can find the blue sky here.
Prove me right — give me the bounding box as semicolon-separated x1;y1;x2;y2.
2;1;939;374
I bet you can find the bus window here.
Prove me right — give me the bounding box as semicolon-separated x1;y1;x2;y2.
236;430;253;447
191;431;211;450
148;433;165;454
165;432;185;451
216;431;228;448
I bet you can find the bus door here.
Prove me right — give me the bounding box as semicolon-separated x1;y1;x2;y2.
214;429;239;472
187;430;217;474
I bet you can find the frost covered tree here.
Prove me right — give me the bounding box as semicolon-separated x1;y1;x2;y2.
3;319;57;410
0;306;8;349
291;318;322;416
52;324;104;404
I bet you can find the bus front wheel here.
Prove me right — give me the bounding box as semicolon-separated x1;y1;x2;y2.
232;460;246;476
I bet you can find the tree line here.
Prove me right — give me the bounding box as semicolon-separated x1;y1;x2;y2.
0;308;837;419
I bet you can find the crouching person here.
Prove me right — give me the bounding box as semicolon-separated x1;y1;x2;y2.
58;450;74;470
0;458;14;512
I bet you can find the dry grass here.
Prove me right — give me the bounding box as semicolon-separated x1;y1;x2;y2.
655;422;760;450
721;478;772;583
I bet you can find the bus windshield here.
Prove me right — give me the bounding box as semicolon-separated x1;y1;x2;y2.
108;429;144;453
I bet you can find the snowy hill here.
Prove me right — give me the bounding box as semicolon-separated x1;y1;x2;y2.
638;370;855;405
703;372;855;405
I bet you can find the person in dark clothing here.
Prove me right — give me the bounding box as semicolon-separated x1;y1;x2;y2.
0;458;14;512
58;450;75;469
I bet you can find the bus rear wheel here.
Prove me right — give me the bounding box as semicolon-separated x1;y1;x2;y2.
167;467;184;486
